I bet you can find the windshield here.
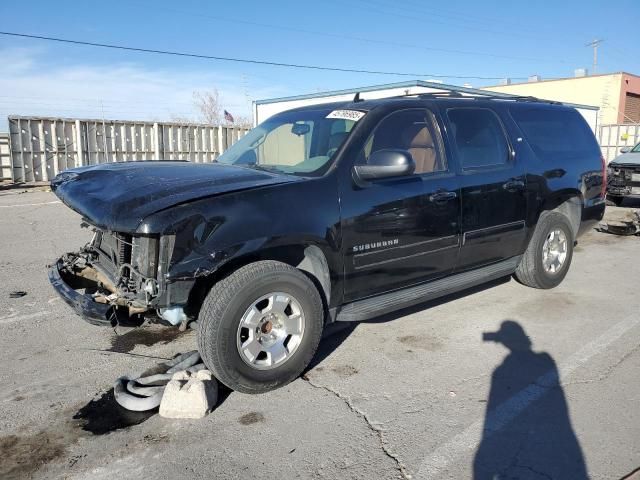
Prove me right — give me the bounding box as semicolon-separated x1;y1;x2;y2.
217;108;361;176
632;142;640;153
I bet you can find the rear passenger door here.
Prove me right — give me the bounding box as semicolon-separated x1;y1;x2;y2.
444;107;527;271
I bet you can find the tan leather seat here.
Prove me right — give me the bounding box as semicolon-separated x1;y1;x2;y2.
403;124;438;174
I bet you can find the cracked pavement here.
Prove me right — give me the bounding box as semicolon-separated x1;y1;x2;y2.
1;190;639;479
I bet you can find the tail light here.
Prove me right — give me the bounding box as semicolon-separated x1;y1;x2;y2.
600;155;607;199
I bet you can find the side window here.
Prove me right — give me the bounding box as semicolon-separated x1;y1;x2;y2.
509;107;600;161
360;109;446;175
447;108;510;170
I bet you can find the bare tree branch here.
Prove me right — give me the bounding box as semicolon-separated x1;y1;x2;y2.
193;89;222;125
193;88;253;128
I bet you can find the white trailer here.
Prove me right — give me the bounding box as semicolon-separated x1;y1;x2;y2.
253;80;599;133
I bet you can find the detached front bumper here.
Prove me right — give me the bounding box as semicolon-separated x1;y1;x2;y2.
48;258;114;327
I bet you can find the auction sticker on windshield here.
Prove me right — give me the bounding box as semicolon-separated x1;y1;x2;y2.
326;110;366;121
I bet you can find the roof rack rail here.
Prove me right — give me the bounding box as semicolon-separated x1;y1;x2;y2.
387;89;563;105
416;91;465;98
388;91;465;100
508;95;563;105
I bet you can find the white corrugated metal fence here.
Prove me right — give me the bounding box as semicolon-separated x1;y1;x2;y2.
0;133;10;181
6;115;637;182
7;116;248;182
598;123;640;163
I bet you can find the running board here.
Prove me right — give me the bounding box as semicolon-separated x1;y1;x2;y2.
335;256;521;322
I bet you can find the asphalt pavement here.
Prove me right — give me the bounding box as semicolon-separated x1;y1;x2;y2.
0;189;638;479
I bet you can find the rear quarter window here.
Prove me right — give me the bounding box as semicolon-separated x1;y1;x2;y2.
510;107;600;162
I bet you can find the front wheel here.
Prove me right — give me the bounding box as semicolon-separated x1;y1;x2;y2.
514;212;574;289
198;261;324;394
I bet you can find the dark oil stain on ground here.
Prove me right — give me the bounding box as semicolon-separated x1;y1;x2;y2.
143;433;169;444
73;388;157;435
109;327;187;353
238;412;265;425
331;365;359;377
517;291;577;313
397;334;443;351
0;431;66;480
3;384;163;478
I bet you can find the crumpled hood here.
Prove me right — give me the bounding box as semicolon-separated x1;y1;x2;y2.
610;152;640;166
51;161;297;232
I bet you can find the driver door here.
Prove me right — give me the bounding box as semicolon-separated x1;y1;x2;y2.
340;108;461;302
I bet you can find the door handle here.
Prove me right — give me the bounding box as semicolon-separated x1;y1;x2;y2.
429;191;458;203
502;179;525;192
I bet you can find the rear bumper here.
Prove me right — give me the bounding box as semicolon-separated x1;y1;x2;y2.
48;258;114;327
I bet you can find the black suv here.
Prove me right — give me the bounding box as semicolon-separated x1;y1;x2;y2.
49;93;605;393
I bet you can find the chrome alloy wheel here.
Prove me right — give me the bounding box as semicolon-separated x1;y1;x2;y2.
236;292;305;370
542;229;568;274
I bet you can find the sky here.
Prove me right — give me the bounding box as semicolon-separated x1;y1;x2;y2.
0;0;638;130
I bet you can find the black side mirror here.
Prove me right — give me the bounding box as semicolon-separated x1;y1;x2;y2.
620;146;631;154
353;149;416;184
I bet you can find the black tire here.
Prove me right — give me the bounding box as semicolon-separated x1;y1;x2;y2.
198;260;324;394
606;195;625;207
514;212;574;289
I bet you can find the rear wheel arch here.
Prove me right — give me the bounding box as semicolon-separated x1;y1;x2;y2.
538;193;583;240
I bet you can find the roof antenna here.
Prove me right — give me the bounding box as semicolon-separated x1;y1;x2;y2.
353;92;362;102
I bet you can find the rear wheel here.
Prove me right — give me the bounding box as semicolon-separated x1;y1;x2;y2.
514;212;574;289
198;260;324;394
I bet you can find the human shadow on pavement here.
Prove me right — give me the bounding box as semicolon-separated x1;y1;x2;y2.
473;320;588;480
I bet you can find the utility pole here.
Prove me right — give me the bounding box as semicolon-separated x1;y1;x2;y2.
585;39;604;73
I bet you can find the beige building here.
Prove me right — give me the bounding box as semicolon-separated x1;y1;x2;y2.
483;72;640;125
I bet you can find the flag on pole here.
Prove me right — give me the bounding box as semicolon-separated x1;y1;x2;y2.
224;110;235;123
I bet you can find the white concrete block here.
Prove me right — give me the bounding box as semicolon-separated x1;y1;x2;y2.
171;370;191;381
194;370;213;381
159;369;219;419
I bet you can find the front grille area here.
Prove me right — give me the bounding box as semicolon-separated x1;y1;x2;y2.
610;166;640;185
95;231;132;282
609;174;627;187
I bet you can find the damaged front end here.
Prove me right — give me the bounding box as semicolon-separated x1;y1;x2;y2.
608;163;640;198
49;226;190;328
